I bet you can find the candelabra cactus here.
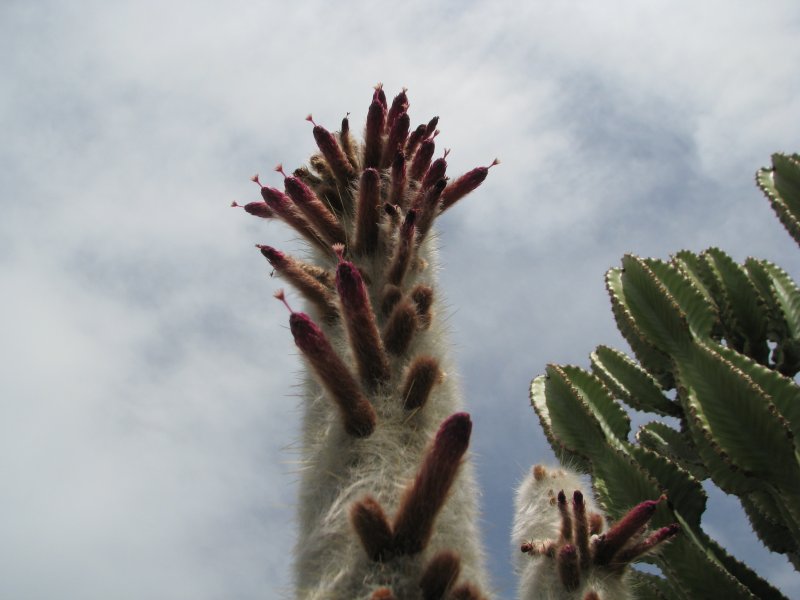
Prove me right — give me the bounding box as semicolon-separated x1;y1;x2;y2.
530;152;800;599
237;85;496;599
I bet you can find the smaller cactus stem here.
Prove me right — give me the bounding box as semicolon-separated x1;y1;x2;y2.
383;298;419;356
440;159;499;212
335;259;391;387
557;544;581;592
381;283;403;317
410;284;434;329
405;124;427;160
307;115;356;185
277;291;376;437
257;246;337;322
410;138;436;181
419;550;461;600
386;210;417;287
354;168;383;255
339;113;359;170
593;497;661;566
350;496;395;562
381;111;410;169
557;490;573;543
364;99;386;169
389;152;408;208
614;523;680;564
258;183;328;251
392;413;472;555
573;490;591;570
385;88;409;135
280;166;347;246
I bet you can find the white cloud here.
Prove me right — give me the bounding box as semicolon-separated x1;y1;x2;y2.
3;0;799;597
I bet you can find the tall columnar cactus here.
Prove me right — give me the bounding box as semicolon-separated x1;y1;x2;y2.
530;152;800;599
236;85;498;599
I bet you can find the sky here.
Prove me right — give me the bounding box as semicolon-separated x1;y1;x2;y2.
2;0;800;598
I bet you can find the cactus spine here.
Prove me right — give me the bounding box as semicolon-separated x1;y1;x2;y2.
240;85;496;599
530;153;800;599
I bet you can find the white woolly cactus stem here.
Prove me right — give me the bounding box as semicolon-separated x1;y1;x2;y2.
239;85;496;599
512;464;679;600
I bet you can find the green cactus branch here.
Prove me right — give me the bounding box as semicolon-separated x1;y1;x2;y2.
531;153;800;598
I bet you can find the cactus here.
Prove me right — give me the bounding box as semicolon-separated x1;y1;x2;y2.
237;84;681;600
530;152;800;599
236;85;497;599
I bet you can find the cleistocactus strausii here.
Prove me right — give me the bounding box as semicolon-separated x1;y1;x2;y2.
512;465;678;600
236;85;496;599
236;84;676;600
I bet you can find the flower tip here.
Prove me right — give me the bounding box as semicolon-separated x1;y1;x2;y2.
274;288;293;312
274;163;287;178
250;173;261;185
231;201;241;208
332;243;346;261
305;114;316;126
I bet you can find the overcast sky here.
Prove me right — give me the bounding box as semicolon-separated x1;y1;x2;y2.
3;1;800;598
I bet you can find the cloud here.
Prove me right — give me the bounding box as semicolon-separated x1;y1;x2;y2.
3;0;799;597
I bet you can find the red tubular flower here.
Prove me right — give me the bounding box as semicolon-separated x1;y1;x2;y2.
449;583;486;600
381;111;410;169
282;172;346;246
409;138;436;181
259;185;327;251
557;544;581;592
414;179;447;244
401;355;441;411
336;259;390;387
572;490;591;570
386;209;416;287
307;115;357;185
410;284;434;329
383;299;418;356
419;550;461;600
364;99;386;169
258;246;337;322
593;498;661;566
421;153;449;192
350;496;394;562
439;159;499;212
389;151;407;208
232;200;274;219
339;113;359;169
615;523;680;564
354;168;382;255
386;88;409;134
285;305;375;437
392;413;472;555
404;123;427;160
